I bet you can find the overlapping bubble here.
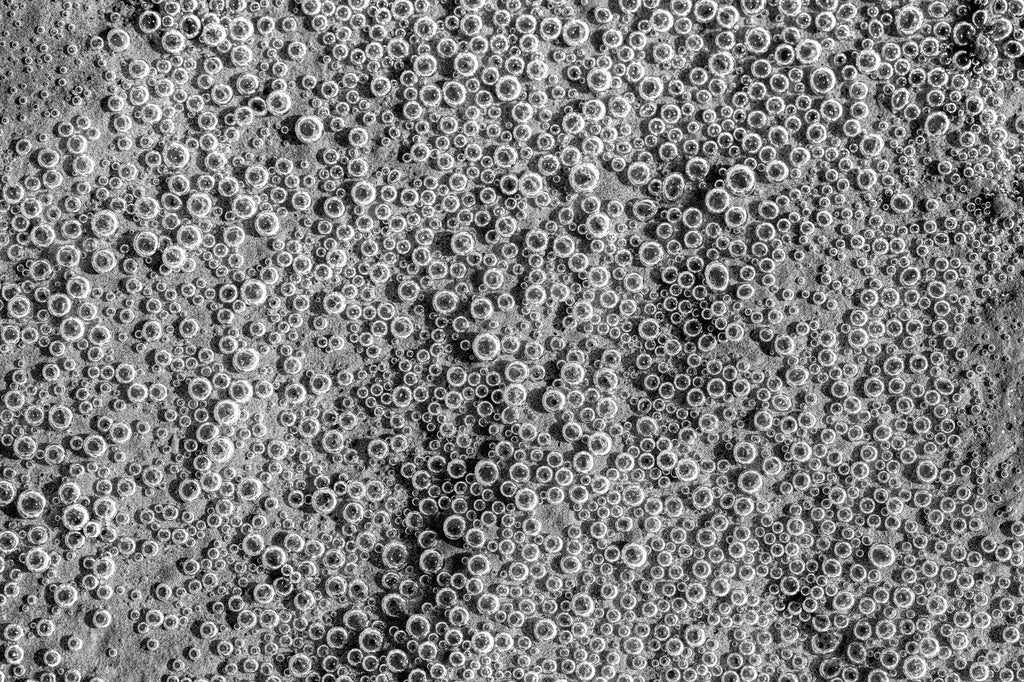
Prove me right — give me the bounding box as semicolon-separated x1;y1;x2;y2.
0;0;1021;682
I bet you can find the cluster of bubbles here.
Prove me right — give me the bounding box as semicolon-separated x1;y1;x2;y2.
1;0;1024;681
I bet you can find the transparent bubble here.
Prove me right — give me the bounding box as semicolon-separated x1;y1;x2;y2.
295;115;324;144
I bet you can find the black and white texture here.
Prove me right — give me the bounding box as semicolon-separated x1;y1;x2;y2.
0;1;1019;681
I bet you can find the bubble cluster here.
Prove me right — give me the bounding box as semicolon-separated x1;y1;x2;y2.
0;0;1022;681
